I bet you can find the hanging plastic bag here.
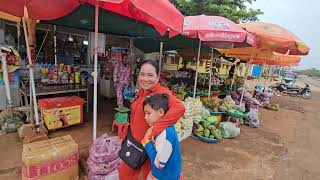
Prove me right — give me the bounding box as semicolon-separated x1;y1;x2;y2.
123;82;136;101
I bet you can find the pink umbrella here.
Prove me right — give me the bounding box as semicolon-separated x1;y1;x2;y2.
182;15;256;48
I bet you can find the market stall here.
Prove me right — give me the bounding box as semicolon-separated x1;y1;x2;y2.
181;15;256;97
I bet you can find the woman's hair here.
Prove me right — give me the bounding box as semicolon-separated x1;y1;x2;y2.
140;60;159;75
143;93;169;114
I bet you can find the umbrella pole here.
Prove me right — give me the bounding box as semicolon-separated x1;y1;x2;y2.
159;41;163;75
17;22;20;51
240;52;254;105
93;2;99;140
29;74;34;122
0;53;13;116
230;61;237;91
258;60;265;85
208;48;214;97
22;17;40;127
193;39;201;98
264;65;269;88
54;25;57;65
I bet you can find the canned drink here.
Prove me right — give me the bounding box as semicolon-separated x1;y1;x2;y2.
75;72;80;84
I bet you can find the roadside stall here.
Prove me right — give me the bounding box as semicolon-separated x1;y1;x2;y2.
181;15;257;98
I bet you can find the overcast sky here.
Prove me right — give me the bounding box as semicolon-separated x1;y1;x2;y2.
249;0;319;69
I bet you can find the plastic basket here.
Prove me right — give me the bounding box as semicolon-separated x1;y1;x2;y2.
193;131;219;143
226;109;247;118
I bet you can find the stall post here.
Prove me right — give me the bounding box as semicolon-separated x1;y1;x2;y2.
159;41;163;75
193;39;201;98
208;48;214;97
0;54;13;115
22;16;40;128
240;51;255;105
93;2;99;140
17;22;20;51
54;25;57;65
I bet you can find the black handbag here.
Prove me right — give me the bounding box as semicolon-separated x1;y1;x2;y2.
118;127;147;169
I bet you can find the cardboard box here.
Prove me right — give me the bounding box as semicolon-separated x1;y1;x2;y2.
38;96;84;131
22;135;79;180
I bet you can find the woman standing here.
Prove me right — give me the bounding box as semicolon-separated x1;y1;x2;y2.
119;60;185;180
113;54;131;107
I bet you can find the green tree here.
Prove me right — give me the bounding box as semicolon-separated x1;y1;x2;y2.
172;0;263;23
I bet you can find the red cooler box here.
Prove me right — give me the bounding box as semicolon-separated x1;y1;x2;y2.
38;96;85;131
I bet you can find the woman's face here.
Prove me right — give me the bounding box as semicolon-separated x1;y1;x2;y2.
138;63;159;90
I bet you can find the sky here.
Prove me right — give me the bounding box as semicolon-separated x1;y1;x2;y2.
248;0;319;70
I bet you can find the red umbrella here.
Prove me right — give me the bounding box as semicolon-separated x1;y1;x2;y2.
87;0;184;37
182;15;256;48
0;0;80;20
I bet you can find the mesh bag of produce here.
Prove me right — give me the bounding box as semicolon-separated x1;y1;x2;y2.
244;108;260;128
218;122;240;138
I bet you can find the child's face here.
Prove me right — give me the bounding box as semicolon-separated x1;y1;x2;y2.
144;104;164;126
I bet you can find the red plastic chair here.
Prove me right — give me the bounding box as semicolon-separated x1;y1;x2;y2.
112;120;129;138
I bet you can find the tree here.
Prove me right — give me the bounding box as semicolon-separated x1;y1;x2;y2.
171;0;263;23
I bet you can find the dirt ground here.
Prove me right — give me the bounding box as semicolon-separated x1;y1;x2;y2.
1;78;320;180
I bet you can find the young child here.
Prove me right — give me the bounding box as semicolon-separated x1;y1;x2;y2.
141;93;182;180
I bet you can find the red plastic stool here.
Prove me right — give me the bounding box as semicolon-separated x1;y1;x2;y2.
112;120;129;138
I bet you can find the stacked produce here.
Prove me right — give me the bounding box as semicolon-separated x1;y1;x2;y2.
202;96;236;113
200;107;210;119
175;97;203;132
203;99;220;113
219;96;236;112
231;89;261;111
255;91;273;105
230;88;261;128
194;118;222;140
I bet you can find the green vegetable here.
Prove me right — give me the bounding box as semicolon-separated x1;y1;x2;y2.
204;129;210;138
197;131;204;136
197;124;204;130
209;135;215;139
175;86;187;95
203;121;211;129
209;125;217;131
213;129;222;139
207;116;217;125
196;126;204;133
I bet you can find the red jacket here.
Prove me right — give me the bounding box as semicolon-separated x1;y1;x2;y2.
119;83;185;180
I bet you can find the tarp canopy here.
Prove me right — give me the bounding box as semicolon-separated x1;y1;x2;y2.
133;35;201;53
46;4;162;38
